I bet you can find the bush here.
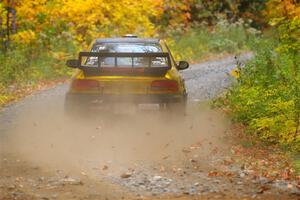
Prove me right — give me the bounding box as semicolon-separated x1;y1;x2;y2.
0;36;76;99
224;36;300;151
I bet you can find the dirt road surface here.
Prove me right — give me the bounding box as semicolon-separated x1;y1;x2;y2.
1;54;299;200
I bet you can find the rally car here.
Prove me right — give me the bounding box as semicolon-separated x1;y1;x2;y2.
65;35;189;115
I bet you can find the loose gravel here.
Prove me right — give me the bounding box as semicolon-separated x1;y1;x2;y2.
183;53;252;100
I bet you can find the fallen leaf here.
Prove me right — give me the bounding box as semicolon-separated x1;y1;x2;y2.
257;185;270;194
282;168;291;180
162;155;169;160
208;171;218;177
120;172;132;179
208;171;234;177
223;159;234;166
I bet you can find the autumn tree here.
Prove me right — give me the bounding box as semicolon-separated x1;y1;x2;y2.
0;0;17;50
6;0;163;47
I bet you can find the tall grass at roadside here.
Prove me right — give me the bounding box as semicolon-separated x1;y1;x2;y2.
221;36;300;152
0;38;77;106
167;19;259;62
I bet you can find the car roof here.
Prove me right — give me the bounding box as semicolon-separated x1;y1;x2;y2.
95;38;160;44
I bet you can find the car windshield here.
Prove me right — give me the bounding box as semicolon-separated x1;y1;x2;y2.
92;43;162;53
84;43;168;68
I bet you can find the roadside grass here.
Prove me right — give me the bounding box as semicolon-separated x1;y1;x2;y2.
167;19;258;63
240;139;256;148
292;155;300;175
214;28;300;176
0;40;76;107
211;24;300;174
222;37;300;152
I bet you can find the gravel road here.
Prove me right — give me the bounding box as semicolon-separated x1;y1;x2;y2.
1;54;299;200
182;53;252;101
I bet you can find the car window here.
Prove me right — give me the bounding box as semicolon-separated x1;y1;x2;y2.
84;43;168;68
93;43;162;53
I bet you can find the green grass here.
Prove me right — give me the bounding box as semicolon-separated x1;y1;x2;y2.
0;38;77;106
292;154;300;175
167;19;258;62
220;33;300;152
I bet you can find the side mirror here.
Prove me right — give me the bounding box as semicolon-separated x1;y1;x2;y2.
177;61;189;70
66;59;79;68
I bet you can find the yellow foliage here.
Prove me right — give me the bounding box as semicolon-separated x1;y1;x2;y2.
16;0;49;26
265;0;300;56
0;84;12;106
11;30;36;45
231;69;240;78
12;0;163;45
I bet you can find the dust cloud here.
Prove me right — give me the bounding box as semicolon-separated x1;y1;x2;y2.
2;91;230;178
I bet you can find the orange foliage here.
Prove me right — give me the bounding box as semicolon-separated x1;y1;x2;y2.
265;0;300;25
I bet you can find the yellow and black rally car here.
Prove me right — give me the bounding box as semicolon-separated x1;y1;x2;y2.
65;35;189;115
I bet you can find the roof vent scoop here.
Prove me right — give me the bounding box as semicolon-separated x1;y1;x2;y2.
122;34;138;38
